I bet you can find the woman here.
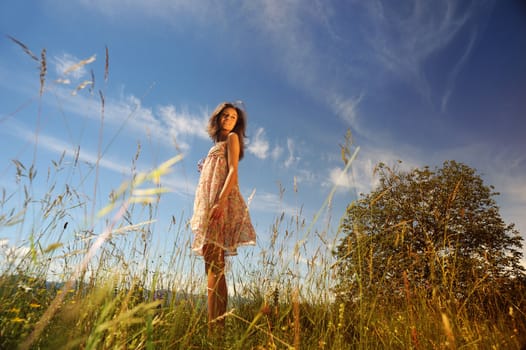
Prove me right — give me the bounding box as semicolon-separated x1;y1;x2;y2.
190;101;256;335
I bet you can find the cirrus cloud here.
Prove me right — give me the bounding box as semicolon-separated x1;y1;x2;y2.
247;127;270;159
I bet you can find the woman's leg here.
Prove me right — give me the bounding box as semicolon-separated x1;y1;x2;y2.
203;244;227;333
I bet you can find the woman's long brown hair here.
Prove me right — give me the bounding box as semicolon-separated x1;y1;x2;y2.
207;102;247;160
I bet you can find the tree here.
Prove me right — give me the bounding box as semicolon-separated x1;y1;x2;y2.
333;161;525;306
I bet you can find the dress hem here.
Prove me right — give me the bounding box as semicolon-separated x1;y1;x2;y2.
191;240;256;257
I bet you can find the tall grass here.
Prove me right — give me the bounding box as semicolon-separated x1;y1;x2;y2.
1;38;525;349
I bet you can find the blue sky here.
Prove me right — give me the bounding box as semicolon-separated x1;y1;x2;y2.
1;0;525;278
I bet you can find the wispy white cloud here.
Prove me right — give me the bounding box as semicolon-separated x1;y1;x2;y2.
158;105;209;151
244;0;494;135
158;105;208;139
3;49;202;154
284;138;299;168
95;94;171;145
246;0;320;92
294;169;316;187
248;189;302;217
2;49;206;200
4;117;195;199
327;159;376;196
326;143;422;195
358;0;493;105
440;26;479;112
271;144;283;161
49;0;494;132
38;75;209;152
327;92;373;140
68;0;223;24
157;171;196;198
247;127;269;159
6;119;130;174
329;93;363;126
329;167;354;190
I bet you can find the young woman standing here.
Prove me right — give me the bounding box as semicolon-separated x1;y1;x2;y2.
190;101;256;336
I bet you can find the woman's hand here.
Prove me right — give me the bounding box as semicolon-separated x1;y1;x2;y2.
210;200;226;221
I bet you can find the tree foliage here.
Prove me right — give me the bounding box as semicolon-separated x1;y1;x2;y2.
334;160;525;306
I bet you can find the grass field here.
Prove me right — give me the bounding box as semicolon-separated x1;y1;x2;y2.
1;151;525;349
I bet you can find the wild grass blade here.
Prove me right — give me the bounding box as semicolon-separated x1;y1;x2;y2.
63;54;96;75
6;35;39;61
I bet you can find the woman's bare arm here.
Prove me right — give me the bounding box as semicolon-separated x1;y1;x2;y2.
210;132;239;219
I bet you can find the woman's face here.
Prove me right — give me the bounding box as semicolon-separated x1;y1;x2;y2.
219;107;238;133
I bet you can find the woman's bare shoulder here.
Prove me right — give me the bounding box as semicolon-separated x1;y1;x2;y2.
227;132;240;143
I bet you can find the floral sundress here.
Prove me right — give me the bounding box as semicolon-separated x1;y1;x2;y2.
190;141;256;256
